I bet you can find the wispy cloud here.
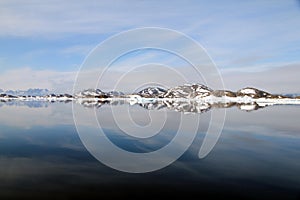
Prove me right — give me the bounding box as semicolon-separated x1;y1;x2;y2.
1;62;300;94
0;0;191;36
60;44;95;56
0;67;76;93
222;63;300;93
0;0;299;88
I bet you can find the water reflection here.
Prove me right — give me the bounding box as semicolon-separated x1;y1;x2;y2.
0;98;283;113
0;101;299;199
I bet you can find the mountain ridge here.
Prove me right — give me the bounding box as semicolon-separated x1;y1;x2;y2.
0;88;50;96
1;83;300;113
0;83;299;101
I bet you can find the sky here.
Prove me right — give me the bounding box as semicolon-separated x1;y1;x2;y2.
0;0;300;93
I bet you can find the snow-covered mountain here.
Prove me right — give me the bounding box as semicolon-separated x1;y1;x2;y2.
69;84;299;100
163;84;212;98
75;89;124;98
107;91;125;97
211;90;236;97
137;87;167;98
75;89;108;98
2;88;50;96
236;87;276;98
1;84;300;112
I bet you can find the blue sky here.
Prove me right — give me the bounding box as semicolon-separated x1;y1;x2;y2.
0;0;300;92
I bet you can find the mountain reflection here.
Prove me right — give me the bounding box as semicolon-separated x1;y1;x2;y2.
0;99;270;113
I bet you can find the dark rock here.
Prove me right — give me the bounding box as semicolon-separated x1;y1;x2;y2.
137;87;167;98
164;84;212;98
212;90;236;97
236;87;273;98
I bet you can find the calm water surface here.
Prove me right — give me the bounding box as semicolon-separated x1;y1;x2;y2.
0;102;299;199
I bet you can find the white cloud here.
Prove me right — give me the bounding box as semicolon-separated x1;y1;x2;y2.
0;0;299;73
0;67;76;93
221;63;300;93
60;44;95;56
0;0;188;36
1;62;300;95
